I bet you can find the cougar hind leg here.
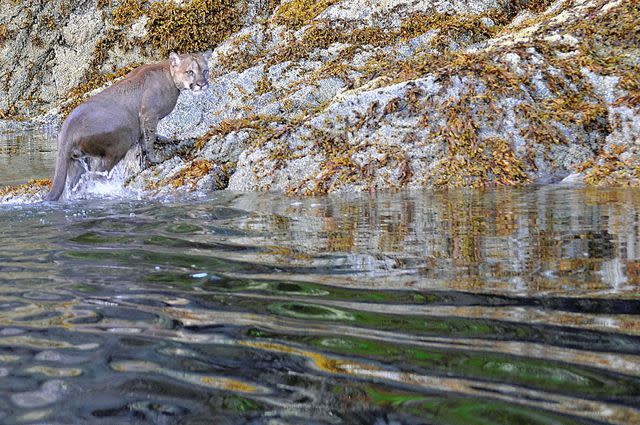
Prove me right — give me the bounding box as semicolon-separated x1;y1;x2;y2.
96;154;121;174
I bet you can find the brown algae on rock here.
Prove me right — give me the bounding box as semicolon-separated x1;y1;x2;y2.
0;179;51;201
1;0;639;197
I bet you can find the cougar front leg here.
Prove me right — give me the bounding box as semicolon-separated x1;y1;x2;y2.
140;114;161;166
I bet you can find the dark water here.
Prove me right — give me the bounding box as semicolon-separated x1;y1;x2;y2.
1;135;640;424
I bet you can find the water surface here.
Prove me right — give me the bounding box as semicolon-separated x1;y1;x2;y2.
0;127;56;185
0;133;639;424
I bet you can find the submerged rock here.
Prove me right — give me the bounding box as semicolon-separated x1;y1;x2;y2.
1;0;639;199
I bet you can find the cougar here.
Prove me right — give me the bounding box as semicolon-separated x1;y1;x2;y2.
45;52;210;201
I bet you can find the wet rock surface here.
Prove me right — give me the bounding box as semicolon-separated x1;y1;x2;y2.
1;0;639;199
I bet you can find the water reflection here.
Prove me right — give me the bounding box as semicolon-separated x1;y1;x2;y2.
226;188;640;295
0;127;56;186
0;186;640;424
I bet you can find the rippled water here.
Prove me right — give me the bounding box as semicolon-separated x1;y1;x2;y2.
1;134;640;424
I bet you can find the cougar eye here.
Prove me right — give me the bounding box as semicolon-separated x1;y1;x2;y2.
187;70;195;77
203;70;210;79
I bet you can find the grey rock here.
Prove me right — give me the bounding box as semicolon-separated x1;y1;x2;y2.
201;130;251;164
1;0;639;199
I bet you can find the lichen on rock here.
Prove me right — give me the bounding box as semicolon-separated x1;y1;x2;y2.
1;0;639;200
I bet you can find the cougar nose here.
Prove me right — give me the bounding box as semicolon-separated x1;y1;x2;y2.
190;82;209;92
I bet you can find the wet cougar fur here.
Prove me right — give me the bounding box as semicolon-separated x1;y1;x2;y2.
45;52;210;201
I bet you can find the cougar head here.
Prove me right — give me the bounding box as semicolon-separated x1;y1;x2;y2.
169;52;211;93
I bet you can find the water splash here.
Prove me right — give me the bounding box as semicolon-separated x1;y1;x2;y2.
67;156;143;201
0;146;147;206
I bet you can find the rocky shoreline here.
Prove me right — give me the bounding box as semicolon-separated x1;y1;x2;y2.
1;0;639;201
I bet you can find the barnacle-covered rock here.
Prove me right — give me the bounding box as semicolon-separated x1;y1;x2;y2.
186;0;639;192
1;0;639;197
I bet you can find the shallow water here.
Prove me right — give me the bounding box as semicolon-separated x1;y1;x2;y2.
1;134;640;424
0;127;56;186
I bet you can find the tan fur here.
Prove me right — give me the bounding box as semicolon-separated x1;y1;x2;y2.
45;52;210;201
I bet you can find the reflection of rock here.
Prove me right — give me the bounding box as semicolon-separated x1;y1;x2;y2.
11;380;68;408
221;188;640;295
600;258;628;290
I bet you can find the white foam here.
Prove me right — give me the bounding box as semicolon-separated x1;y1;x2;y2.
64;160;145;201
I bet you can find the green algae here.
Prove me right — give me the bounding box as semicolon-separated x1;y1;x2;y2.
366;387;589;425
245;332;640;399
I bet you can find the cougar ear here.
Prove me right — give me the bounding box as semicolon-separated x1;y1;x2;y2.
203;49;213;63
169;52;181;67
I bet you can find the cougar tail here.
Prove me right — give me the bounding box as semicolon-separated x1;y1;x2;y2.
44;146;69;202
